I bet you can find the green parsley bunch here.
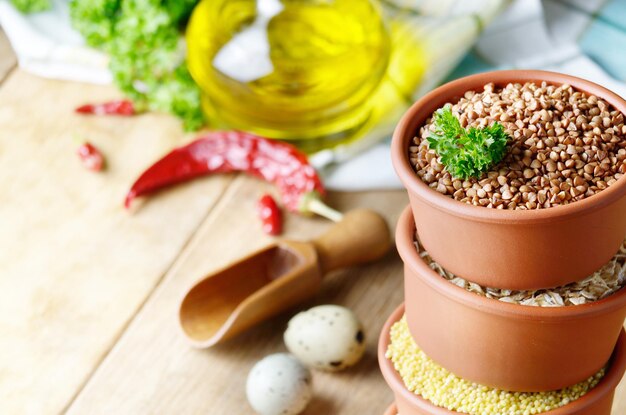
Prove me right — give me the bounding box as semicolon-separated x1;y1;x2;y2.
427;105;509;179
68;0;204;130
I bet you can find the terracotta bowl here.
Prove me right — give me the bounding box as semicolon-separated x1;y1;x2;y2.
384;403;397;415
379;304;626;415
396;205;626;391
391;69;626;290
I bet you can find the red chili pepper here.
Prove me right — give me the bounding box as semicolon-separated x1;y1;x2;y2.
75;100;135;116
77;142;104;172
257;194;282;235
124;131;342;221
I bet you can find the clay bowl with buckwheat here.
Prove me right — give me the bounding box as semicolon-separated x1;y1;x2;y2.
392;70;626;290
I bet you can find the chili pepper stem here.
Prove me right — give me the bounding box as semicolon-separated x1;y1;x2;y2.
304;197;343;222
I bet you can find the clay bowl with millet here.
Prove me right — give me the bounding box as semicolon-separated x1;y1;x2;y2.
391;70;626;290
379;303;626;415
396;205;626;391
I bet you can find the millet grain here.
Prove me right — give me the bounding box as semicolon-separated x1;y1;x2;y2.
387;317;605;415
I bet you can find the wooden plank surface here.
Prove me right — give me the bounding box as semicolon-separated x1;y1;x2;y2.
65;179;407;414
617;374;626;414
0;70;232;414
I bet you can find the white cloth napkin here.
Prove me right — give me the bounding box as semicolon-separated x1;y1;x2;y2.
1;0;624;191
0;0;110;83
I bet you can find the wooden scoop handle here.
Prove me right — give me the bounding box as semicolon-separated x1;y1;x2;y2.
312;209;391;274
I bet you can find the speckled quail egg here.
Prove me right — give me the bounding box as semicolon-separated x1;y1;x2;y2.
246;353;312;415
284;305;366;371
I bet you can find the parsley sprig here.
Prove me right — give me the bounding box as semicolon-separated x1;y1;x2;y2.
427;105;509;179
68;0;204;131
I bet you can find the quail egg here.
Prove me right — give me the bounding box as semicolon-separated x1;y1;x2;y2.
246;353;312;415
284;305;366;371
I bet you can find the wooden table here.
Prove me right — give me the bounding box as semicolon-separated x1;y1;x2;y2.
1;30;625;414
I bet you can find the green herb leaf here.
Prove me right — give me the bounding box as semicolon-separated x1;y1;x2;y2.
69;0;121;49
69;0;204;131
10;0;50;13
427;105;509;179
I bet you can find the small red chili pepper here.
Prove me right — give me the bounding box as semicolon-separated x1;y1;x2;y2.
77;142;104;172
257;194;282;235
75;99;135;116
124;131;342;221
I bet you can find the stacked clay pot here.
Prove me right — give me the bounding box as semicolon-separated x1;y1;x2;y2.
379;70;626;415
379;303;626;415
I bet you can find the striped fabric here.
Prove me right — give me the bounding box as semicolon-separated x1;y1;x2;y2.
448;0;626;96
317;0;626;190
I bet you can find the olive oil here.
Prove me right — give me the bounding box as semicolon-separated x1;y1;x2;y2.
187;0;392;150
187;0;504;153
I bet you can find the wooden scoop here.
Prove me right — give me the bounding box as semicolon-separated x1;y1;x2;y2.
179;209;391;348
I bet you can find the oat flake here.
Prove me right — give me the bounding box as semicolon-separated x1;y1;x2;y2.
416;236;626;306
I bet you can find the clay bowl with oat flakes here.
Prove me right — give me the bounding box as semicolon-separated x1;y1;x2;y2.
391;69;626;290
379;303;626;415
396;206;626;392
